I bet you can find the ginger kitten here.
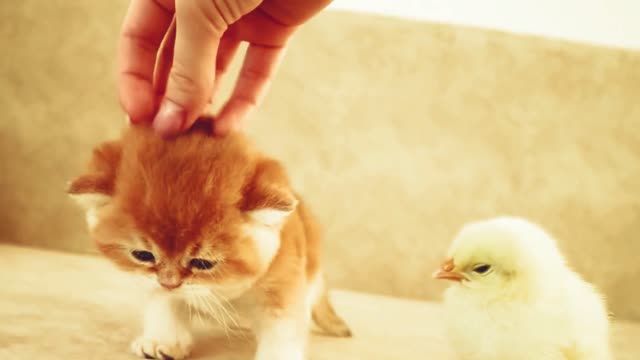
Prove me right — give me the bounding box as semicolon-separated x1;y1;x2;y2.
67;120;351;360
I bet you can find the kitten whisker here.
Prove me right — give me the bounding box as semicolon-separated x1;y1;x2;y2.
208;291;239;335
202;269;241;317
185;294;193;323
190;293;207;326
203;292;233;338
196;292;224;330
190;286;245;340
215;292;240;326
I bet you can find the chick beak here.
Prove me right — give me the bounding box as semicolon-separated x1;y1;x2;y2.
432;258;465;282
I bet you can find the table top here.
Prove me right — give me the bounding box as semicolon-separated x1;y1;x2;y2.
0;244;638;359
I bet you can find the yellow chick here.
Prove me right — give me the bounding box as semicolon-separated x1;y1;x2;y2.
434;217;612;360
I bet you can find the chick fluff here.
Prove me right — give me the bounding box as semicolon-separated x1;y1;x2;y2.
434;216;612;360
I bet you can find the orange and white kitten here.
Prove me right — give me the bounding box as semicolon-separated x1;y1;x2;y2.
67;120;351;360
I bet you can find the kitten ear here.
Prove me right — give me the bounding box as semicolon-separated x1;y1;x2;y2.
241;159;298;227
245;188;298;226
67;140;121;211
67;175;113;210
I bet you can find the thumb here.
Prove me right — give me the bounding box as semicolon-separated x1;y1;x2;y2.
152;0;226;136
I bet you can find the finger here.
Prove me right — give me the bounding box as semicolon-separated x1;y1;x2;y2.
153;16;177;98
118;0;174;123
208;32;241;107
213;43;286;136
153;0;227;137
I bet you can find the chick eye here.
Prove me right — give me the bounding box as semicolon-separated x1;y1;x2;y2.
131;250;155;263
472;264;491;274
189;258;216;270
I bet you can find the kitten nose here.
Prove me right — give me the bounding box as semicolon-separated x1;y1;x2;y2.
158;271;182;290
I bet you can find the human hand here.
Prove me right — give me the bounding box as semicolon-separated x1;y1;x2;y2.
118;0;331;137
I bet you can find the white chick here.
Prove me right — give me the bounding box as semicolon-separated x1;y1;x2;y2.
434;216;612;360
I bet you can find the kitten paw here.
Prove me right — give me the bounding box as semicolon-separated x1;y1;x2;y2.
131;335;193;360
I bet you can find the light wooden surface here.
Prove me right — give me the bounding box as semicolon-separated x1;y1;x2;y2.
0;244;638;359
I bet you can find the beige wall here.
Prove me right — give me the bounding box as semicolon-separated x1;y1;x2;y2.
1;2;639;320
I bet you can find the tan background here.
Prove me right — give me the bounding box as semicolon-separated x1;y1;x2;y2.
1;2;639;320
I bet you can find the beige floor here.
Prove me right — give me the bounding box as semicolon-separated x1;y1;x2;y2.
0;244;638;359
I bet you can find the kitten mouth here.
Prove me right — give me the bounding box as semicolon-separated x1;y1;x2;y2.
158;278;183;290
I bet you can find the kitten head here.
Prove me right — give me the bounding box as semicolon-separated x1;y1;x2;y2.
67;123;297;293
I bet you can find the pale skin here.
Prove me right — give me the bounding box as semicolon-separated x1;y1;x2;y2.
118;0;333;137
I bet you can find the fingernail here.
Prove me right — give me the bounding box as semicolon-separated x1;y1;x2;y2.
212;119;229;136
153;99;186;137
213;109;244;136
230;118;244;132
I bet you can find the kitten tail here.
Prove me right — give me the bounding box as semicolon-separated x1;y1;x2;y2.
312;292;352;338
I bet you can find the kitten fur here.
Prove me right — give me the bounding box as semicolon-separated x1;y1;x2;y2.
67;120;351;360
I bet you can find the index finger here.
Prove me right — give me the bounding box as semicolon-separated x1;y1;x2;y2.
118;0;175;123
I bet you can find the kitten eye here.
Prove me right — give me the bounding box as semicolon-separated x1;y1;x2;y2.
189;258;216;270
131;250;155;263
472;264;491;274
